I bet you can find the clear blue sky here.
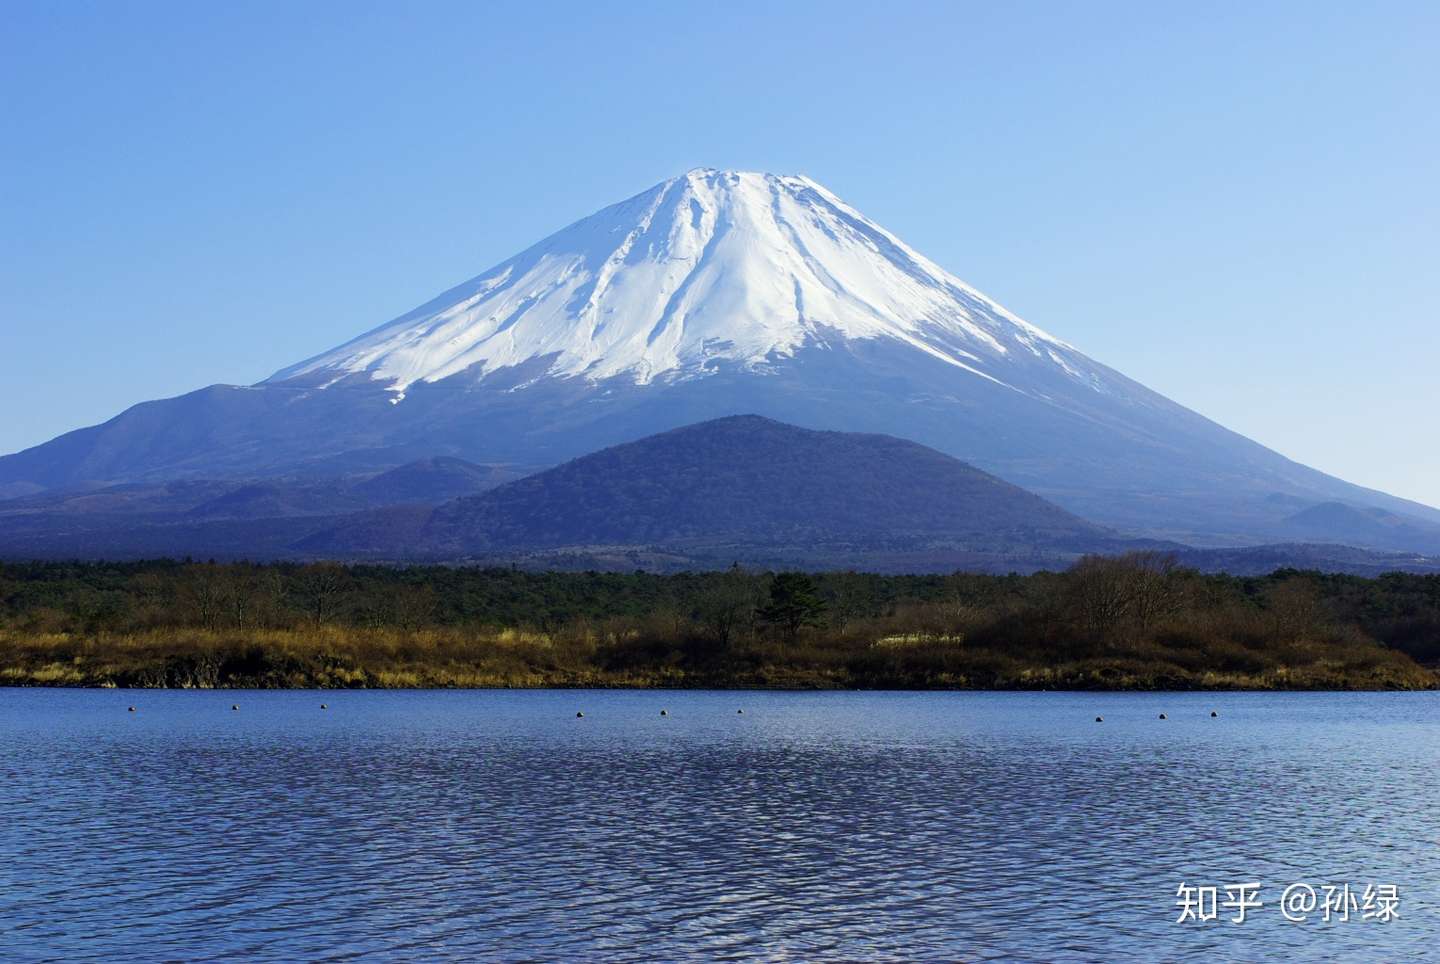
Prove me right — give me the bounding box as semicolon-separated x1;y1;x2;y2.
3;1;1437;505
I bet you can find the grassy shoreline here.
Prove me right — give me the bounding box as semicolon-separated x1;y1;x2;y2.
2;627;1433;691
3;559;1438;691
7;680;1436;691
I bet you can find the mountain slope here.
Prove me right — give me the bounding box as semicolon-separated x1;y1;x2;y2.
0;456;515;557
352;456;522;504
3;168;1436;548
1279;501;1440;554
303;416;1111;558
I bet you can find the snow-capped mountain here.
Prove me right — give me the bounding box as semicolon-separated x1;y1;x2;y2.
271;169;1095;399
3;168;1437;548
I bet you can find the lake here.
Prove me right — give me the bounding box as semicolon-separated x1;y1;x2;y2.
1;690;1436;960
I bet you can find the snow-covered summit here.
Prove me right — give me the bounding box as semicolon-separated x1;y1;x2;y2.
267;168;1093;395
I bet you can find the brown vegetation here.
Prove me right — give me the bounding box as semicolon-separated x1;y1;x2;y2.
0;555;1436;690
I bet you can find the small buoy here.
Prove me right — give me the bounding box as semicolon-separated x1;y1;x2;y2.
737;709;744;715
1158;713;1167;720
128;706;136;713
1211;710;1218;717
1094;716;1103;722
320;703;328;709
576;711;584;718
232;704;239;711
660;709;668;716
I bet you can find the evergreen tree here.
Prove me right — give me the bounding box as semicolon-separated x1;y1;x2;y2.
758;572;827;644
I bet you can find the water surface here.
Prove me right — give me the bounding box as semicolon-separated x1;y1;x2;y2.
2;690;1437;960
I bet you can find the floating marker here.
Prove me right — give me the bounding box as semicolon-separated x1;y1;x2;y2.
660;709;668;716
232;704;239;711
128;706;136;713
320;703;328;709
1158;713;1167;720
576;711;584;718
1095;716;1103;722
737;709;744;714
1211;711;1218;717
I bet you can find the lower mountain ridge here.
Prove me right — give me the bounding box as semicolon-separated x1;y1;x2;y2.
3;417;1438;575
0;456;519;559
304;415;1111;561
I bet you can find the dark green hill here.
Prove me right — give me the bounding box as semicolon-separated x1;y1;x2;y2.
409;415;1108;555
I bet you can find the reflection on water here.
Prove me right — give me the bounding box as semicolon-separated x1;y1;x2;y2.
1;690;1437;960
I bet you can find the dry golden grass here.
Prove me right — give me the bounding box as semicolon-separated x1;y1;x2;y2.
2;558;1436;691
0;622;1432;690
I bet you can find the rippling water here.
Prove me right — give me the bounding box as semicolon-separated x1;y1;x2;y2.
2;690;1437;960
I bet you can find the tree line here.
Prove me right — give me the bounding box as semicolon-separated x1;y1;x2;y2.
1;554;1437;689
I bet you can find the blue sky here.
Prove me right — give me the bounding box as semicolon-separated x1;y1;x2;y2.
2;1;1437;505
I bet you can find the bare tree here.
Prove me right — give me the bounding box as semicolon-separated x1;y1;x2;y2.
244;569;290;628
222;565;265;628
1066;555;1135;639
181;564;227;631
296;563;347;625
695;565;759;648
823;570;875;633
1065;551;1187;642
1127;551;1187;631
